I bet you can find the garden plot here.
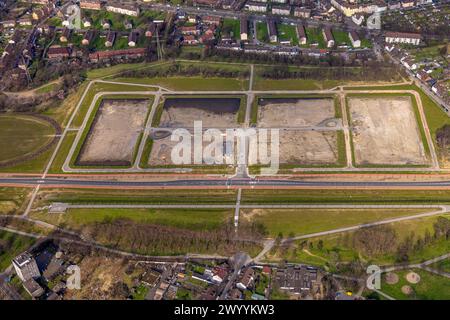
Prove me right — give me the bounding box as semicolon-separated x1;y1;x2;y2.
348;96;428;166
78;99;148;166
257;98;336;128
248;130;338;165
159;97;241;128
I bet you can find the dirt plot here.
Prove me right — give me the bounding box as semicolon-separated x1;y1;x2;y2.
348;97;427;166
249;130;338;165
159;97;241;128
148;133;238;166
257;98;336;127
78;99;148;166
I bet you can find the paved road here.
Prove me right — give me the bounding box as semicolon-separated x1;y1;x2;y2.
6;176;450;188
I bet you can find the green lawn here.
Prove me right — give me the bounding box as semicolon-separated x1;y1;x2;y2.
256;22;269;43
0;115;55;163
32;188;237;207
112;77;249;91
32;208;233;231
266;214;450;268
48;131;77;174
332;30;351;47
305;28;326;49
0;188;29;215
381;269;450;300
0;230;36;271
241;189;450;204
277;24;298;45
242;208;432;237
222;18;240;40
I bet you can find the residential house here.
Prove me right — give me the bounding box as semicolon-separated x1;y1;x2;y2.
385;31;421;45
432;83;446;97
89;48;147;63
105;4;140;17
240;18;248;41
12;252;40;282
193;0;220;7
387;0;402;10
262;266;271;275
82;30;95;45
145;23;156;38
203;15;222;25
330;0;386;17
80;0;102;10
0;20;15;28
101;19;111;29
275;266;318;294
59;28;71;43
23;279;44;298
123;19;133;30
105;31;116;47
237;268;255;290
267;20;277;43
18;18;32;26
351;14;364;26
82;17;92;28
272;4;291;16
188;15;197;24
128;32;138;47
296;24;307;45
180;26;200;36
229;288;243;300
293;7;311;18
183;35;199;45
245;2;267;12
323;27;334;48
47;46;72;59
401;0;415;8
349;31;361;48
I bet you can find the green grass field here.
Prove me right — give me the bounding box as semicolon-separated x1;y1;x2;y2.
381;269;450;300
266;213;450;268
0;230;36;271
32;208;233;231
256;22;269;43
0;115;55;163
222;18;240;40
32;188;238;207
277;24;298;45
0;188;29;215
241;189;450;204
111;77;249;91
305;28;326;48
242;208;432;237
332;30;351;47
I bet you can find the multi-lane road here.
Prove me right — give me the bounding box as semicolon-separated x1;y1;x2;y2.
3;176;450;188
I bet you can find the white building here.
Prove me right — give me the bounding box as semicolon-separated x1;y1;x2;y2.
245;2;267;12
105;4;140;17
385;31;421;45
349;31;361;48
12;252;40;282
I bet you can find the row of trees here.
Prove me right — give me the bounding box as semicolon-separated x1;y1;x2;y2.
80;218;265;257
259;64;402;82
120;62;250;79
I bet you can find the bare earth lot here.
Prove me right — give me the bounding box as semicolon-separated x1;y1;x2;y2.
79;99;148;165
258;98;336;128
249;130;338;165
149;133;237;166
160;98;240;128
348;96;427;166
